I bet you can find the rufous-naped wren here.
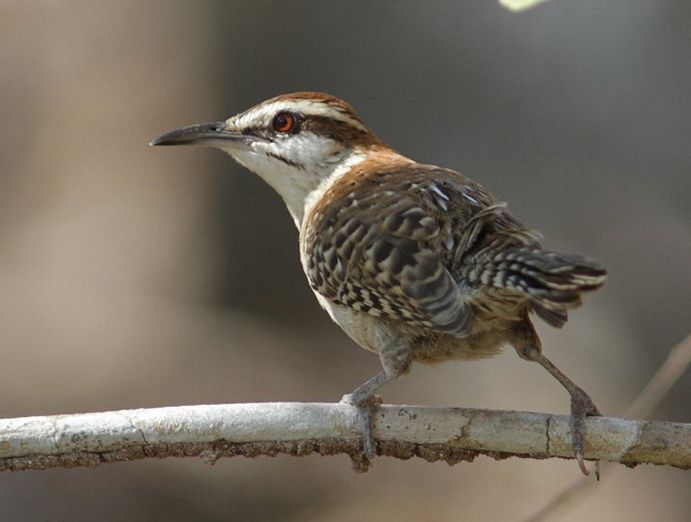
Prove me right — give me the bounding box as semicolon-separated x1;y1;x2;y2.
152;92;606;475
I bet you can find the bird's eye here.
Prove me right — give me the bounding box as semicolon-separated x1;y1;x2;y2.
272;112;298;133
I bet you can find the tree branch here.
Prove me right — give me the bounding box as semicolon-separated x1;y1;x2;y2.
525;332;691;522
1;403;689;472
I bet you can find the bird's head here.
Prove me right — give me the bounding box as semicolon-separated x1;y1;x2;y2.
151;92;389;225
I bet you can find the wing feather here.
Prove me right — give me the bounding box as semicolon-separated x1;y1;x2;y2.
303;164;487;337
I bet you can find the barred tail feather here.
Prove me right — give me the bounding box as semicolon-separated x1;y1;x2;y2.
472;248;606;326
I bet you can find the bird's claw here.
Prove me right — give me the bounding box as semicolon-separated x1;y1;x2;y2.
570;390;602;479
340;393;383;460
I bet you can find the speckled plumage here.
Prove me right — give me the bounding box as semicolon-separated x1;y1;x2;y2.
301;154;605;363
152;92;607;474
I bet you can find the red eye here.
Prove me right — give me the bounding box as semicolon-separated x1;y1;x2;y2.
272;112;297;133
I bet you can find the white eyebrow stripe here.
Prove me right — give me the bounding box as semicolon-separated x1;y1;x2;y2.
229;100;367;132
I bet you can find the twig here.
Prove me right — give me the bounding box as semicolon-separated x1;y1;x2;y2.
1;403;689;472
524;332;691;522
624;333;691;419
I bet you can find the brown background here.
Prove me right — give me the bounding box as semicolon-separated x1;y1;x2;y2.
1;1;689;520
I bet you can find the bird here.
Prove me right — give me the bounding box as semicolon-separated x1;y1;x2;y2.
150;92;606;475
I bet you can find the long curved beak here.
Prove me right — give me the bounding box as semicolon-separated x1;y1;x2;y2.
149;122;247;148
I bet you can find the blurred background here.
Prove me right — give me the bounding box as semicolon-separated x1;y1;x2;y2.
1;1;689;520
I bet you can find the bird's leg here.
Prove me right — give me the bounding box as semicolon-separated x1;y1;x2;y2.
340;371;388;459
516;343;602;478
341;335;412;461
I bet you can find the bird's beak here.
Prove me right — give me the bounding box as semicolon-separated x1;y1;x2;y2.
149;122;247;148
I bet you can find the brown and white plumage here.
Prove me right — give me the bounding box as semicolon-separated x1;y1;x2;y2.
303;154;604;354
151;92;606;475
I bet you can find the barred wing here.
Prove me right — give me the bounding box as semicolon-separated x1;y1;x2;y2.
302;165;478;337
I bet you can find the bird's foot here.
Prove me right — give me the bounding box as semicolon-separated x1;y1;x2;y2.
570;388;602;479
340;392;383;463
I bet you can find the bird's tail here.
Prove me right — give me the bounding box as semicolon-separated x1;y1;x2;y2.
470;247;606;327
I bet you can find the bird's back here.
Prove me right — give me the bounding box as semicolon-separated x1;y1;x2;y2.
302;159;606;355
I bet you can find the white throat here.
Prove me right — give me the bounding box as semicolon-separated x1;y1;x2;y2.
229;147;367;229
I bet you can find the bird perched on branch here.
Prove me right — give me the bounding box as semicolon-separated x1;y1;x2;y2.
151;92;606;475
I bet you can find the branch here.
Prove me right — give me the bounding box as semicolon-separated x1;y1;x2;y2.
525;332;691;521
1;403;689;472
